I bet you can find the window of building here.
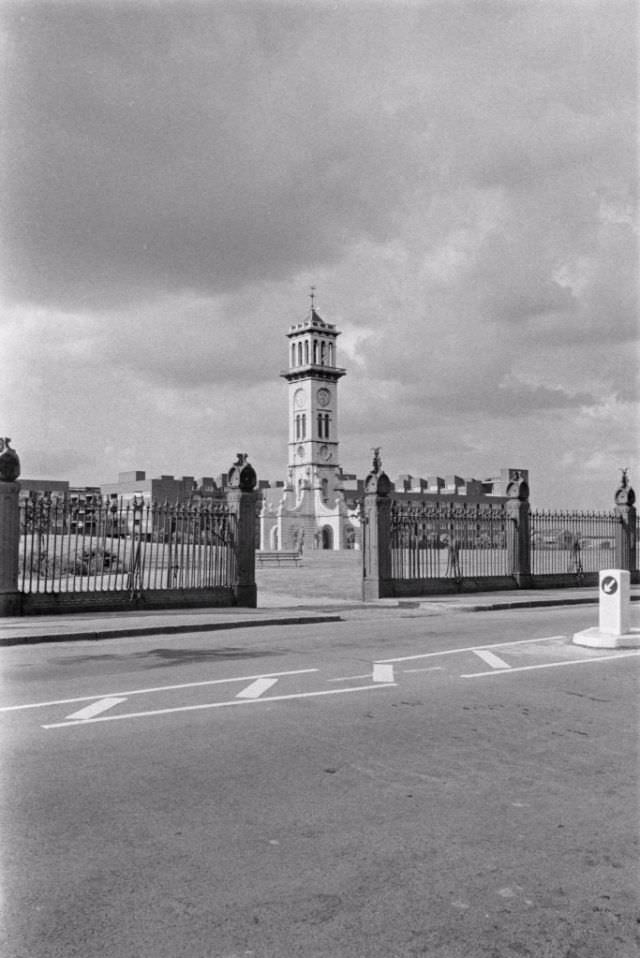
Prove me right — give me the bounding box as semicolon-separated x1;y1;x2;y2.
317;413;330;439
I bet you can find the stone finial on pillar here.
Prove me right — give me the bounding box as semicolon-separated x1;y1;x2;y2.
365;447;392;497
0;438;21;615
362;446;393;600
0;438;20;483
505;470;532;586
614;468;636;573
228;452;257;492
505;469;529;502
614;468;635;507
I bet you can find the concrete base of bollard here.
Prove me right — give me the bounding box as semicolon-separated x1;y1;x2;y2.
572;626;640;649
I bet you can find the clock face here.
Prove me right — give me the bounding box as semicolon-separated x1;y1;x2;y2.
294;389;305;409
296;445;304;458
317;388;331;407
319;445;331;461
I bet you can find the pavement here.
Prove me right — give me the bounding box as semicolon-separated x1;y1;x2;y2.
1;585;639;647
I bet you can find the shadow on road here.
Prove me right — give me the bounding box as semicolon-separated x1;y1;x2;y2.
58;646;287;668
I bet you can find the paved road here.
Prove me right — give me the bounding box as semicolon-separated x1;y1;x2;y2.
1;605;638;958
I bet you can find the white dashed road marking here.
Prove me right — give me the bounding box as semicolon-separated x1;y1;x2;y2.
236;677;279;699
6;633;637;732
327;674;371;682
403;666;444;674
377;635;565;665
66;697;128;721
473;649;512;670
372;663;395;683
41;682;397;730
0;669;319;713
461;649;640;678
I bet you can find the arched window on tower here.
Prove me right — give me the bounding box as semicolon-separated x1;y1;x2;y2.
304;340;309;364
317;413;330;439
328;343;334;365
301;414;306;439
297;342;303;365
320;341;326;364
313;340;318;364
291;343;296;367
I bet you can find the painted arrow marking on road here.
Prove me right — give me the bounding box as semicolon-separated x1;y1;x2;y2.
65;697;128;721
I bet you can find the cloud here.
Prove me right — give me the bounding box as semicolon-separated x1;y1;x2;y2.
496;376;594;413
3;4;430;308
5;3;635;310
1;1;637;510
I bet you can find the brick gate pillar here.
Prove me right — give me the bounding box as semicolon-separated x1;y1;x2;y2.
614;469;636;575
505;471;533;588
0;439;21;616
226;453;258;608
362;449;393;601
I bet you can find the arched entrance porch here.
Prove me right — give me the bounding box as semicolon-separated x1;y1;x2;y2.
321;525;334;550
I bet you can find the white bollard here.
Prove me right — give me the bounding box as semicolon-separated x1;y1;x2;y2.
598;569;630;636
573;568;639;648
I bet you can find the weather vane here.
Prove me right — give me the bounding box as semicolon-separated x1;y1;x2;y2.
309;285;316;310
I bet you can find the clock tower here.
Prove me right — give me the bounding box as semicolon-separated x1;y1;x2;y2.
259;294;359;552
281;295;346;501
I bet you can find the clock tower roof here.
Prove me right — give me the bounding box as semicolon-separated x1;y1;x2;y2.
310;307;328;328
286;308;340;338
282;296;346;381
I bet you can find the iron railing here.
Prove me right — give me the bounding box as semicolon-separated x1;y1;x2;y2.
19;496;237;595
390;500;509;579
530;509;618;576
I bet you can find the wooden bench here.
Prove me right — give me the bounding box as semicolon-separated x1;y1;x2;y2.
256;551;302;567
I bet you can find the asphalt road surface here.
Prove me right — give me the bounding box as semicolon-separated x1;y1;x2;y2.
1;605;639;958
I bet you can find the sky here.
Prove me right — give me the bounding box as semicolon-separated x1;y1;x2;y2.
1;0;637;509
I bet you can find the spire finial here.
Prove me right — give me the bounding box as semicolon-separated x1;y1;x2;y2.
309;285;316;312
